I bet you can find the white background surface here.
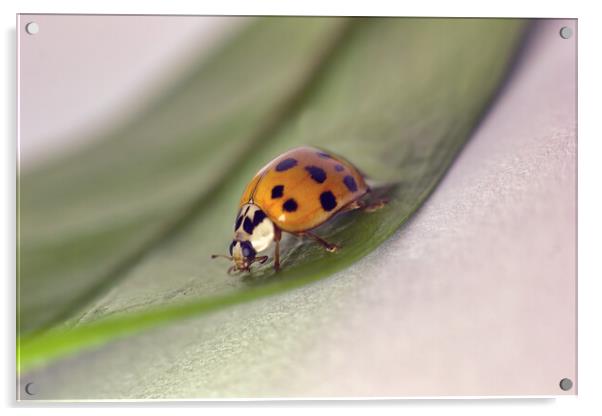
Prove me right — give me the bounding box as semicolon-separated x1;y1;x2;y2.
2;0;602;414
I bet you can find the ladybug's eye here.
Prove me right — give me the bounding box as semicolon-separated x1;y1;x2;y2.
240;241;256;259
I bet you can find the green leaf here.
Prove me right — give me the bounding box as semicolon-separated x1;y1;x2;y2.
18;17;527;374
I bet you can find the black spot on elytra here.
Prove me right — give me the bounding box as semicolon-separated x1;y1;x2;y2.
234;215;243;231
275;158;297;172
334;164;344;172
253;210;266;226
229;241;236;255
240;241;256;259
316;151;332;159
243;217;254;234
271;185;284;199
320;191;337;211
343;175;358;192
305;165;327;183
283;198;298;212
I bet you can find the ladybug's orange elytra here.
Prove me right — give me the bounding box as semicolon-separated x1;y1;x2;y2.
240;147;369;232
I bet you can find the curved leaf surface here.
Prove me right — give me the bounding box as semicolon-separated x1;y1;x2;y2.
18;17;527;373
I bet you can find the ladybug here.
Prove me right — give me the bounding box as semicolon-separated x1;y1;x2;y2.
212;146;386;273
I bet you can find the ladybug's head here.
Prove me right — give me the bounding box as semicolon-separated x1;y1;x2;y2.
228;240;259;272
212;203;274;274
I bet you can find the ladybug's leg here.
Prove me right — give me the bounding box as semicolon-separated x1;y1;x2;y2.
273;226;282;271
361;198;388;212
346;198;388;213
341;197;387;214
303;231;339;253
340;200;362;213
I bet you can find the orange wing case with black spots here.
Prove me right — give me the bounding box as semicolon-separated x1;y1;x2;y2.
239;146;368;233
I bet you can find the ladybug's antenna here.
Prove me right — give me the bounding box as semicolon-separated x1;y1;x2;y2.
211;254;233;260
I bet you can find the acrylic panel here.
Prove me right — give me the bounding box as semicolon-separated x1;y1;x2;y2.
16;15;577;400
